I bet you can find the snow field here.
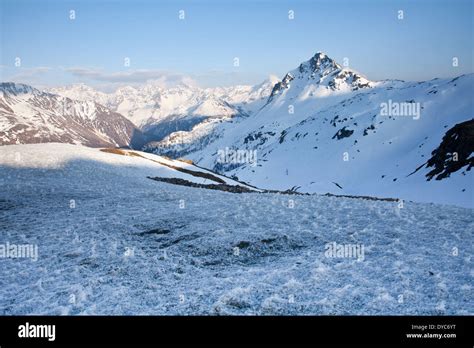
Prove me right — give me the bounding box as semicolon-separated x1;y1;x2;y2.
0;144;472;314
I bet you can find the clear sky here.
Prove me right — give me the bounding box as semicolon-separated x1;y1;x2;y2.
1;0;472;90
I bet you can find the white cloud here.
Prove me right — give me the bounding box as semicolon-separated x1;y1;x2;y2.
1;66;53;88
65;67;198;87
3;66;51;80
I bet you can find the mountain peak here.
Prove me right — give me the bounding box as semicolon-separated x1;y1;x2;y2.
310;51;331;63
0;82;36;95
297;52;341;76
267;51;373;103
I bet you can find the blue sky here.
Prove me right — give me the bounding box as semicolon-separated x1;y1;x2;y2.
1;0;472;89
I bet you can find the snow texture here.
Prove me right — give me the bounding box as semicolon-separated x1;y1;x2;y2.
0;144;472;315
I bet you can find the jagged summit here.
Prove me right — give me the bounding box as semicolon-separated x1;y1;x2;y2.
297;52;342;76
300;52;373;90
267;51;373;102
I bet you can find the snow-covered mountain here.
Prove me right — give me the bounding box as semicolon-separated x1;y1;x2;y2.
50;78;277;148
147;52;377;158
0;83;145;148
3;52;472;207
178;52;473;207
267;52;373;104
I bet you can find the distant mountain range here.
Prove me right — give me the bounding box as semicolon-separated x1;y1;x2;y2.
48;77;277;147
1;52;472;206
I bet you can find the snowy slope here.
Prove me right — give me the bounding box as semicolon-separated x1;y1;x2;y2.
0;143;258;190
0;83;144;148
0;143;472;315
184;53;474;208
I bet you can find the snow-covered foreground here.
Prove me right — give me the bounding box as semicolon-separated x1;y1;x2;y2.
0;144;472;315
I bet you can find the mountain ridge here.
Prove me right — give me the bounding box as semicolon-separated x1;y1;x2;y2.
0;82;145;148
1;52;472;207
